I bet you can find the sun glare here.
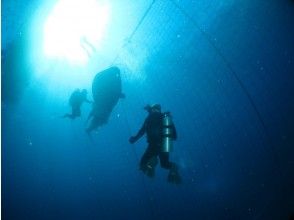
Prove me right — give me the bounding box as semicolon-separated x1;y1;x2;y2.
43;0;110;64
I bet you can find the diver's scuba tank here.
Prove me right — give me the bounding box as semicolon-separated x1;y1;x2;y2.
162;112;174;152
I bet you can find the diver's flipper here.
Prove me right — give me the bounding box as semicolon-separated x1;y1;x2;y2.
63;114;75;119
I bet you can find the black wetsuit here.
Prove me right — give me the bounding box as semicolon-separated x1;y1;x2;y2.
64;91;90;119
132;111;177;170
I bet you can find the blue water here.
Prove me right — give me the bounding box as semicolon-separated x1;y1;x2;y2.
2;0;294;220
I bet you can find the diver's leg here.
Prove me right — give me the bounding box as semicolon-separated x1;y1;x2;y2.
76;108;81;117
159;152;182;184
158;152;173;169
63;113;74;119
63;108;77;120
140;146;158;177
63;114;70;118
140;146;155;169
72;107;81;118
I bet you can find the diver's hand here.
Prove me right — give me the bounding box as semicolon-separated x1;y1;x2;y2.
129;136;137;144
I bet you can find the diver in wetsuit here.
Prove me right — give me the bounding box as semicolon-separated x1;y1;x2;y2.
63;89;91;119
129;104;181;184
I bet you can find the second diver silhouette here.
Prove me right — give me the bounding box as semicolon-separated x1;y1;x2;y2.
63;89;91;119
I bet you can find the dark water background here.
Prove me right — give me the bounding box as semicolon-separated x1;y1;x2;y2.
2;0;294;219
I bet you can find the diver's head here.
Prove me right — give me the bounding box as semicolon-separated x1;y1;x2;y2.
144;104;161;113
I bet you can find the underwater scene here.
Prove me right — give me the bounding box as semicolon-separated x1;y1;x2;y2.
2;0;294;219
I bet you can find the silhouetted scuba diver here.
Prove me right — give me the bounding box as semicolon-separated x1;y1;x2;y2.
63;89;91;119
129;104;182;184
85;66;125;135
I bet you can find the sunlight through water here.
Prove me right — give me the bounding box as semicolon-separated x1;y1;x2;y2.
43;0;110;64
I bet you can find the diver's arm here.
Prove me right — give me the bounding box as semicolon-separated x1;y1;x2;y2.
135;123;146;140
129;121;146;144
